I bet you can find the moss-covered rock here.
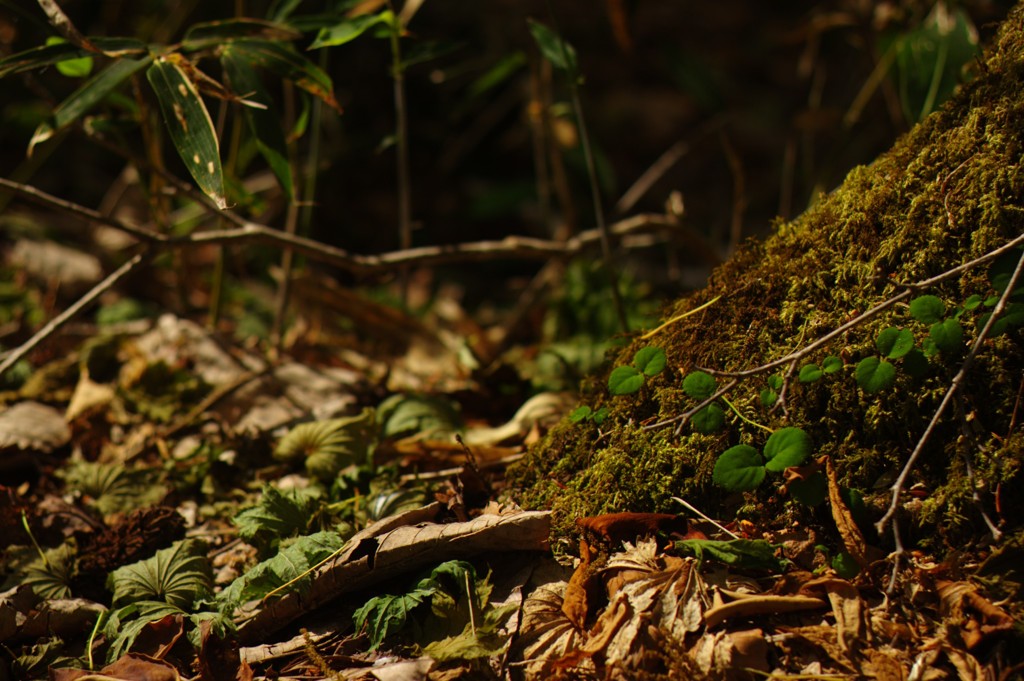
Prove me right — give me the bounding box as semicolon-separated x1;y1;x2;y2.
508;3;1024;554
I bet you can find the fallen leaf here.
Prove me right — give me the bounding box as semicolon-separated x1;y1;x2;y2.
825;456;869;568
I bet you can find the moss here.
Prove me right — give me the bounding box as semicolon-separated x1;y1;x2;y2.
508;4;1024;550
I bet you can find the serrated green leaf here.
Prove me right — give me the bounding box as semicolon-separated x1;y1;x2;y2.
929;318;963;352
822;355;843;374
909;295;945;324
108;539;211;610
275;408;376;480
354;588;435;650
875;326;915;359
234;485;320;549
527;19;578;73
146;58;226;209
691;403;724;434
672;539;782;570
798;363;822;383
29;56;152;153
216;531;343;610
225;39;342;113
608;365;643;395
221;49;294;198
855;356;896;393
310;11;394;49
763;427;812;471
712;445;765;492
45;37;92;77
633;345;666;376
682;370;716;400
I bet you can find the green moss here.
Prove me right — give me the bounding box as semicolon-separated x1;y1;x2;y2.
508;4;1024;550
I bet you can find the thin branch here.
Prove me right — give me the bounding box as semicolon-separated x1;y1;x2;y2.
0;251;150;378
875;245;1024;537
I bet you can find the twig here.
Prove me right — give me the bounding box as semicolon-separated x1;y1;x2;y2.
671;496;739;539
641;379;738;433
0;251;149;378
875;245;1024;537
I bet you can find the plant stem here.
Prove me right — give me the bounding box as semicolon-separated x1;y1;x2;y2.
387;3;413;306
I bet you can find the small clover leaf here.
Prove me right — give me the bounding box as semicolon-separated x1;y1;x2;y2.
855;356;896;393
608;365;643;395
692;403;725;434
712;445;765;492
822;355;843;374
763;427;812;472
682;371;717;400
634;346;666;377
929;318;963;353
798;363;822;383
875;327;915;359
759;388;778;408
910;295;945;324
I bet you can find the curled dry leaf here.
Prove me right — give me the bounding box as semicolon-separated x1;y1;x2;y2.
936;579;1015;650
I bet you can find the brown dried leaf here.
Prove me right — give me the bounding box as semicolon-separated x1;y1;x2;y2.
690;628;770;681
575;512;687;547
936;580;1015;650
825;456;868;568
0;401;70;452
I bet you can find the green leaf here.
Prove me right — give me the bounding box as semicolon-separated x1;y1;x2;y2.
963;294;983;311
875;327;915;359
821;356;843;374
221;48;294;199
527;19;578;73
591;407;608;425
310;11;394;49
108;539;212;610
45;37;92;77
226;39;342;113
104;601;185;662
633;345;666;377
682;370;716;400
569;405;592;423
234;485;320;549
354;588;435;650
275;408;376;481
608;365;643;395
216;531;343;610
673;539;783;571
759;388;778;408
767;374;783;390
712;445;765;492
798;363;822;383
29;56;152;153
763;427;812;472
788;471;827;507
909;295;945;324
182;18;302;49
831;551;860;579
691;403;724;434
903;348;930;378
23;544;76;599
377;395;459;439
146;58;226;209
855;356;896;393
988;247;1024;300
929;318;963;353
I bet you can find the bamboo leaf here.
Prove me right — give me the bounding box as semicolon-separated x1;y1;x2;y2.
221;48;294;198
146;57;227;209
224;39;342;113
28;56;152;154
183;18;302;50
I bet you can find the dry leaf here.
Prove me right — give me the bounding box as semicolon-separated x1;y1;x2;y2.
825;456;869;568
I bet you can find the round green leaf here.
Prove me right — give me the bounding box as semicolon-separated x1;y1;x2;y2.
822;355;843;374
909;295;945;324
929;318;963;353
682;370;717;400
798;363;822;383
712;445;766;492
902;348;930;378
855;357;896;393
963;294;983;311
759;388;778;408
692;403;725;434
763;427;812;471
767;374;783;390
569;406;592;423
876;327;915;359
608;365;643;395
634;346;666;377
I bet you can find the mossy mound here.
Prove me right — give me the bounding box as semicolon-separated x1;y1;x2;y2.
508;4;1024;553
